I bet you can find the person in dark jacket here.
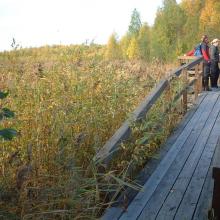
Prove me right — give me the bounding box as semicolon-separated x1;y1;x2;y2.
186;35;211;91
210;38;220;88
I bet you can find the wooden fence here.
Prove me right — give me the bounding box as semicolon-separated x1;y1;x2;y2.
93;56;204;167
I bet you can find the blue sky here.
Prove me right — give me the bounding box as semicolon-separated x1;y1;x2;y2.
0;0;181;51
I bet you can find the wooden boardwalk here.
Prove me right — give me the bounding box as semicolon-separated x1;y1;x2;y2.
103;91;220;220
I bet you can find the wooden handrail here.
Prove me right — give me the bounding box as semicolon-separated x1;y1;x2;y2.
171;56;203;77
94;79;169;165
93;56;204;166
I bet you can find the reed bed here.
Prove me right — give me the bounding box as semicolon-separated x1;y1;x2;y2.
0;45;183;219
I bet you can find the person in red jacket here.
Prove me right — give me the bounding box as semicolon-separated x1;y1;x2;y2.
186;35;211;91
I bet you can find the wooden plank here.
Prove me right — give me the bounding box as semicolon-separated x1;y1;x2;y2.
174;98;220;220
118;93;212;220
194;64;199;99
188;70;196;74
171;57;203;77
137;93;219;220
211;136;220;171
93;79;169;165
94;57;203;166
198;62;203;91
182;68;188;113
193;129;220;220
99;58;204;219
157;98;220;219
132;79;169;121
101;94;206;220
155;94;220;220
192;163;213;220
172;79;196;104
178;56;200;67
178;56;201;60
186;59;204;74
161;93;205;151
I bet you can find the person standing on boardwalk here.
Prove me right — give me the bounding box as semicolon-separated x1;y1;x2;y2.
210;38;220;89
186;35;211;91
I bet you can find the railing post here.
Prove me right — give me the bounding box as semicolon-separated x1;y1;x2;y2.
194;64;199;100
182;68;187;113
199;61;203;91
95;57;203;168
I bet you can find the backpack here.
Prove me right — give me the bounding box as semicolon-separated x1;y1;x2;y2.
194;43;202;56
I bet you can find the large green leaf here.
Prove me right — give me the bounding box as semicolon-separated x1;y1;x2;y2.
2;108;15;118
0;128;17;140
0;91;9;99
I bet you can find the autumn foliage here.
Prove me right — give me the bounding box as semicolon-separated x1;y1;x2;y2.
1;0;220;219
106;0;220;62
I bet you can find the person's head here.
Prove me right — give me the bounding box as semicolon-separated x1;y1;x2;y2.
211;38;219;46
201;35;209;44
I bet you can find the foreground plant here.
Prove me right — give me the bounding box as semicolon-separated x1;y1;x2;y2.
0;90;17;140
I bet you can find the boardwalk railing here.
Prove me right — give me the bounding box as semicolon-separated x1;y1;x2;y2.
93;56;204;167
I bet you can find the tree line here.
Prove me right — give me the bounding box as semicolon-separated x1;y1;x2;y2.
105;0;220;62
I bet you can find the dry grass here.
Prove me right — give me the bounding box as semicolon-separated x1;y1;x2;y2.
0;45;182;219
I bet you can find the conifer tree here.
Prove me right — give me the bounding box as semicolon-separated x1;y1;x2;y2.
120;8;142;60
128;8;142;38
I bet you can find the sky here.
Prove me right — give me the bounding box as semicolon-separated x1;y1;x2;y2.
0;0;181;51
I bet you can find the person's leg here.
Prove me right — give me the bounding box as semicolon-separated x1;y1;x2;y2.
203;63;211;91
214;63;220;87
202;76;205;90
210;62;216;87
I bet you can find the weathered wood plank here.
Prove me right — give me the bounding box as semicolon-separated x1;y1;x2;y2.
192;163;213;220
118;93;212;220
101;94;206;220
94;57;203;167
172;78;196;105
194;65;199;98
137;93;219;220
182;68;188;113
172;57;203;77
93;79;169;165
193;128;220;220
178;56;201;60
132;79;169;121
155;94;220;220
174;96;220;220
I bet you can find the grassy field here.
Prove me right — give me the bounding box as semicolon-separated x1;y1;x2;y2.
0;45;183;219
